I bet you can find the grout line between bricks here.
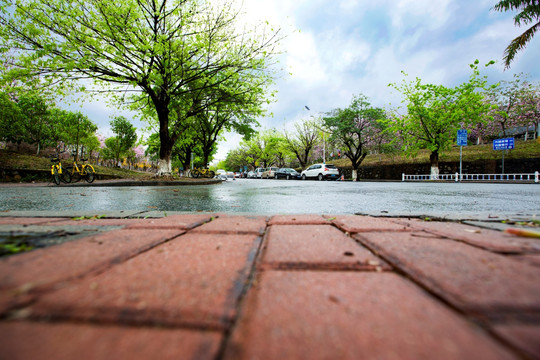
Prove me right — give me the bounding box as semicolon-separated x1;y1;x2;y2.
214;221;269;360
389;218;540;255
258;262;389;272
417;226;538;255
3;311;227;332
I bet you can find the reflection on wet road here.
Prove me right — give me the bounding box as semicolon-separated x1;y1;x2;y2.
0;179;539;217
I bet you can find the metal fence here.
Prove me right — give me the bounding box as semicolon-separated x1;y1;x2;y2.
402;171;539;183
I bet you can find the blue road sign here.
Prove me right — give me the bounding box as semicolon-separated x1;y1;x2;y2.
493;138;515;151
457;129;468;146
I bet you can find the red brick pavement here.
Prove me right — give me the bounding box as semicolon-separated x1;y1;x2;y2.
0;214;538;359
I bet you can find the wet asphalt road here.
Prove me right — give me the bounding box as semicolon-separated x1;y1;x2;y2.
0;179;539;218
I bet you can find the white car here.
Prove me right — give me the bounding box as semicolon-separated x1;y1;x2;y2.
254;168;265;179
215;169;227;180
301;163;340;181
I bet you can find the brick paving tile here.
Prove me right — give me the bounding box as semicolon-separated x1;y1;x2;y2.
394;219;540;253
0;229;183;313
332;215;412;233
356;232;540;312
190;215;267;235
511;254;540;268
224;271;515;360
0;321;222;360
262;224;389;271
268;214;329;225
126;214;214;230
491;323;540;359
30;232;261;329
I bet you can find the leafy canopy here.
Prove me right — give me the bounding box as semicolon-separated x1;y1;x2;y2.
493;0;540;68
0;0;283;172
386;60;495;166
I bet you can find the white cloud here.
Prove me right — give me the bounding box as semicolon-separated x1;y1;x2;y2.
389;0;452;29
286;30;327;86
60;0;540;161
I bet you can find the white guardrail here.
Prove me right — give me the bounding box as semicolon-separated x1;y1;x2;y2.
402;171;539;183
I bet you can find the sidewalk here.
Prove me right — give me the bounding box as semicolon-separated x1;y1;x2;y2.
0;213;539;359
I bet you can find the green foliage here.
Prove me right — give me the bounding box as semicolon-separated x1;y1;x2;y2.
16;92;52;154
284;118;321;168
225;128;297;170
105;116;137;165
0;90;24;144
110;116;137;151
386;61;494;173
58;111;98;158
493;0;540;68
0;86;99;155
324;94;389;171
0;0;283;174
0;242;33;257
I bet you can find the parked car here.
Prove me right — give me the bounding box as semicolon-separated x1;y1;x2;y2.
275;168;301;180
216;169;227;181
254;168;265;178
262;167;279;179
247;171;255;178
301;163;340;180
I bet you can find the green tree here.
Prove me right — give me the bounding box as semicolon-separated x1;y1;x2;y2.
81;133;101;161
17;92;52;155
225;147;247;172
230;129;283;169
109;116;137;166
0;0;282;175
284;118;321;169
273;132;294;167
324;94;387;181
0;91;23;146
493;0;540;69
387;61;494;178
253;130;283;168
102;137;121;165
189;85;261;168
59;111;98;160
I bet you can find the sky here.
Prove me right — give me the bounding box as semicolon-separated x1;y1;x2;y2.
65;0;540;162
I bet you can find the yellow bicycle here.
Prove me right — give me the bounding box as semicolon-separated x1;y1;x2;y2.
190;167;215;179
50;153;72;185
65;157;96;183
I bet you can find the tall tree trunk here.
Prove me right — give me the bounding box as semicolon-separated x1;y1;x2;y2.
350;153;367;181
157;106;173;176
430;150;439;180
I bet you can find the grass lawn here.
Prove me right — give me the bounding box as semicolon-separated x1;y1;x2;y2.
0;149;155;180
330;139;540;168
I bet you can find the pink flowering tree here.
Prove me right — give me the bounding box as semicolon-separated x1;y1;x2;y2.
514;81;540;140
483;74;525;138
477;75;540;141
125;145;145;170
323;94;387;181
